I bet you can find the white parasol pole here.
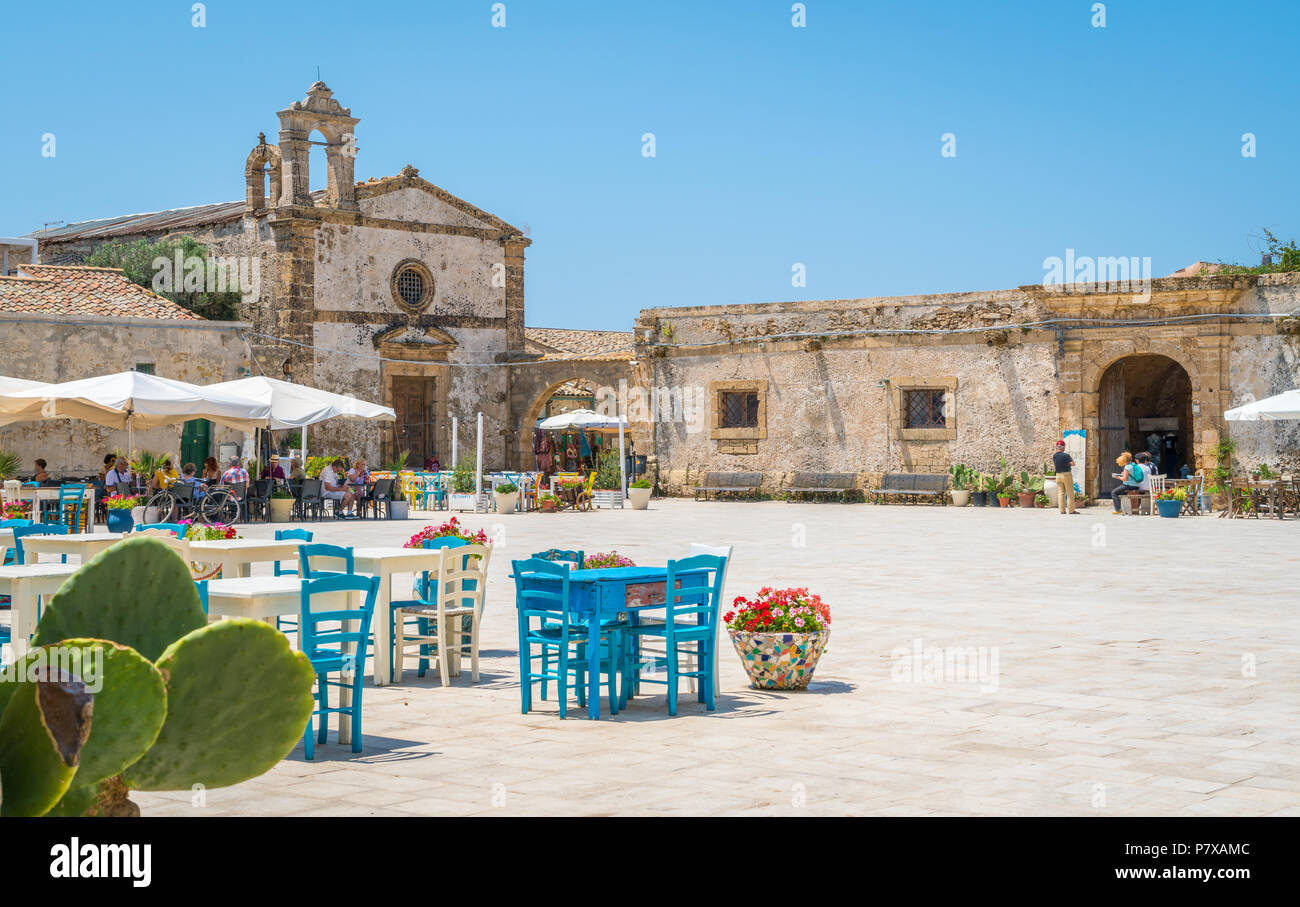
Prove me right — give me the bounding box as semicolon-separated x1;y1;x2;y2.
618;412;627;506
301;424;307;464
475;411;484;512
451;416;458;467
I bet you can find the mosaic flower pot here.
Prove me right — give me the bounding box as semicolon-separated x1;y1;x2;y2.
728;628;830;690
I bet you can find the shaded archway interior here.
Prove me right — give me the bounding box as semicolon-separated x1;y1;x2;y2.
1096;354;1193;492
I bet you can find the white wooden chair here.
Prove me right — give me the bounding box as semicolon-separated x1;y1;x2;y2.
392;543;492;685
1147;473;1166;516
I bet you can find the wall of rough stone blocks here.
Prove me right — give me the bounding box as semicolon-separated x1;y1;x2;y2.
0;317;250;475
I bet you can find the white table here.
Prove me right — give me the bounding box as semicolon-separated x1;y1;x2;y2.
0;564;79;656
187;538;302;578
349;547;460;687
204;575;365;744
1;487;96;531
20;532;125;563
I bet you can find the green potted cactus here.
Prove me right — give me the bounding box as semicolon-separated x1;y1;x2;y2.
0;537;315;816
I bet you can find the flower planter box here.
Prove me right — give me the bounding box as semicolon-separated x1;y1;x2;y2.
448;492;478;512
592;489;625;509
628;486;652;510
268;498;294;523
728;628;830;690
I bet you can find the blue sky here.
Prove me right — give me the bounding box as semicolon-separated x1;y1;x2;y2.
3;0;1296;329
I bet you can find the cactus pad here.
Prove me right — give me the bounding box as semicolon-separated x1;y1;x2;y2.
124;619;315;791
0;667;93;816
34;536;207;661
42;640;166;789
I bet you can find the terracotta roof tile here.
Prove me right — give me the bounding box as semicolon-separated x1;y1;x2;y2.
0;265;203;320
524;328;634;361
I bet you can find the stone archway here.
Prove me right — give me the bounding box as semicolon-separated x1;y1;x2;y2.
1094;354;1194;493
1064;336;1228;497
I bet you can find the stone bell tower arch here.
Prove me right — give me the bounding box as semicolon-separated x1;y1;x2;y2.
275;81;360;210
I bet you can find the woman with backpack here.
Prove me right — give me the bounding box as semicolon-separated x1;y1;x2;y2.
1109;452;1146;513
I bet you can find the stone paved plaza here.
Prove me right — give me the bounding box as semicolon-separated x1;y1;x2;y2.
132;499;1300;817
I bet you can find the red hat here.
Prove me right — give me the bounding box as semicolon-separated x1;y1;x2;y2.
1055;440;1066;448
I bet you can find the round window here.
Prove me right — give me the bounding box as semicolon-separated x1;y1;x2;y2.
396;269;424;308
389;259;434;314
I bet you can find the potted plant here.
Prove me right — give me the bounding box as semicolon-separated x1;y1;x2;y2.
591;451;625;508
268;486;295;522
584;551;636;568
970;472;988;507
1034;492;1049;508
448;458;478;512
105;494;140;533
538;492;560;513
628;477;653;510
2;499;33;521
493;481;519;514
403;516;490;549
948;464;973;506
179;519;239;580
1016;469;1043;509
724;587;831;690
1154;486;1185;518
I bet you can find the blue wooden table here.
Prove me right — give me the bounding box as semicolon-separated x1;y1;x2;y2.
519;565;708;719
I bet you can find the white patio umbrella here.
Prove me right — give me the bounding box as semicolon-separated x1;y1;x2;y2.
537;408;629;497
1224;389;1300;421
204;375;395;461
0;370;270;451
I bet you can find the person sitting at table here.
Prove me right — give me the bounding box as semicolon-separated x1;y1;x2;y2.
202;456;221;483
320;457;356;518
105;456;133;490
31;458;50;484
288;458;306;482
221;456;249;498
97;453;115;483
178;462;207;498
1109;452;1146;514
267;455;287;482
150;457;180;493
424;455;441;471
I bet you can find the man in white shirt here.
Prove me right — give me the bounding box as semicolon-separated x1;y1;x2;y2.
104;456;133;490
320;458;356;518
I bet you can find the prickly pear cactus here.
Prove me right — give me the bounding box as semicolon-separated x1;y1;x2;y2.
0;667;93;817
124;619;315;791
33;536;207;661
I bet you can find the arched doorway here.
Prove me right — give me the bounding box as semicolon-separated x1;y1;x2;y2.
1095;354;1194;492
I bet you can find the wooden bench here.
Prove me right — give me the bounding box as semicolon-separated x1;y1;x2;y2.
787;472;858;501
870;473;949;505
693;472;763;501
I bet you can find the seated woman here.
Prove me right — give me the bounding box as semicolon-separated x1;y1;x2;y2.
32;458;51;485
201;457;221;484
150;458;180;494
1109;452;1146;513
267;455;287;483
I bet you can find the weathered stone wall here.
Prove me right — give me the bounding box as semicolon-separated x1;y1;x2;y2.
0;315;250;475
1225;275;1300;473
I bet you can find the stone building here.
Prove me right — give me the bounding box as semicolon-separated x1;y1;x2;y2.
0;264;250;471
633;273;1300;496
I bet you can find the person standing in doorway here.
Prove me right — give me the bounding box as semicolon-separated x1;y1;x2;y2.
1053;440;1077;514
